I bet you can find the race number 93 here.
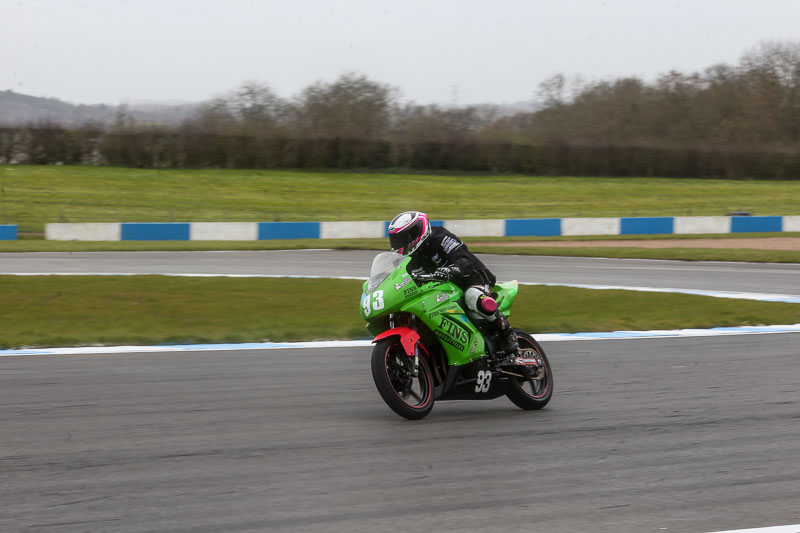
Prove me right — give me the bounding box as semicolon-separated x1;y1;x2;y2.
362;290;385;316
475;370;492;393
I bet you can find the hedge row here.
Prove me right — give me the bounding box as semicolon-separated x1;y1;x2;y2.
1;126;799;179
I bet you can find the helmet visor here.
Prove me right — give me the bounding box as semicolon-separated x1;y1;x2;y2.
389;219;424;254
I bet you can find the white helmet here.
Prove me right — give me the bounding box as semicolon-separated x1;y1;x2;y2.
388;211;431;256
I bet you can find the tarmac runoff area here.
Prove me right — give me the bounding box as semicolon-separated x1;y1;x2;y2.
1;334;799;532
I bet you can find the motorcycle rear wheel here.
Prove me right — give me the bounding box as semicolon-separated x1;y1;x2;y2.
506;329;553;410
371;338;435;420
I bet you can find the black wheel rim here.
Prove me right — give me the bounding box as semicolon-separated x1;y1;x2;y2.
384;345;431;409
516;337;551;400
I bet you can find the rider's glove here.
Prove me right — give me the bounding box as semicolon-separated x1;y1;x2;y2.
434;266;461;280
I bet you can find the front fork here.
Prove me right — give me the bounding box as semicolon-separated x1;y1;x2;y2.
373;326;422;377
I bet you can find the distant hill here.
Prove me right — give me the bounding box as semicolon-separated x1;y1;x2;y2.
0;90;198;126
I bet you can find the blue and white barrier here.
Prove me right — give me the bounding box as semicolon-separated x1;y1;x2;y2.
0;225;17;240
45;216;800;241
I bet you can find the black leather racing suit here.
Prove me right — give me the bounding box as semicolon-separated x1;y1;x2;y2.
407;227;518;354
407;227;495;290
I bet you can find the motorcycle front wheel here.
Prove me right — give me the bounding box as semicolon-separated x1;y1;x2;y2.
506;329;553;410
371;338;435;420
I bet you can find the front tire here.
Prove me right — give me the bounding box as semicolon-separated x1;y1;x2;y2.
506;329;553;410
371;338;435;420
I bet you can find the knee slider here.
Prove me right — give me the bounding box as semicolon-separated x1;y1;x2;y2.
478;295;498;314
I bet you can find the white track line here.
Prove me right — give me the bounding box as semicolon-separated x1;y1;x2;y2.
2;325;799;357
0;340;372;357
519;281;800;304
705;525;800;533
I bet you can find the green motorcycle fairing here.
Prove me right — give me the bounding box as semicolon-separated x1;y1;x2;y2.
361;253;519;366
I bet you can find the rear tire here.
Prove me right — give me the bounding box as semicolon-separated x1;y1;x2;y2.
371;338;435;420
506;329;553;410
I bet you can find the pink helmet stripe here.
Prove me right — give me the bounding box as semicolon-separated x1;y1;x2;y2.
389;217;419;233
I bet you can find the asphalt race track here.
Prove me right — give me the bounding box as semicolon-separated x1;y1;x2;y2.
2;335;799;532
2;250;800;296
2;251;799;531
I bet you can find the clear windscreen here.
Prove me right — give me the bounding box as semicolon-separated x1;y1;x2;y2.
367;252;405;292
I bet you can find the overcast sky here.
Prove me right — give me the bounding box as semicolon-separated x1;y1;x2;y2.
2;0;799;106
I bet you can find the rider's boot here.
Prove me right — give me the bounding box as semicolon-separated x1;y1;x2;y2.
493;312;519;366
474;293;518;366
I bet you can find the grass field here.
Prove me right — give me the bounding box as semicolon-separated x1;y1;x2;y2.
3;165;800;233
2;275;800;349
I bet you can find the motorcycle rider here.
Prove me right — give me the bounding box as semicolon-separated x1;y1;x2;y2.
388;210;520;360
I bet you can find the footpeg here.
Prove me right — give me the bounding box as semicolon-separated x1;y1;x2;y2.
512;348;539;366
512;349;546;380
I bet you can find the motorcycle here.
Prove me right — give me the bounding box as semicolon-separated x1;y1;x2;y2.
361;252;553;420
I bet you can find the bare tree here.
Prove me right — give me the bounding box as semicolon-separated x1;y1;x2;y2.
294;73;397;139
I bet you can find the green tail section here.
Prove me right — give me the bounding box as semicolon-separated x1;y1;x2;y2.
493;280;519;317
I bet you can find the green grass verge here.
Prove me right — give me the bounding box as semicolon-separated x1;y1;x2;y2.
2;234;799;263
3;165;800;233
2;276;799;349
